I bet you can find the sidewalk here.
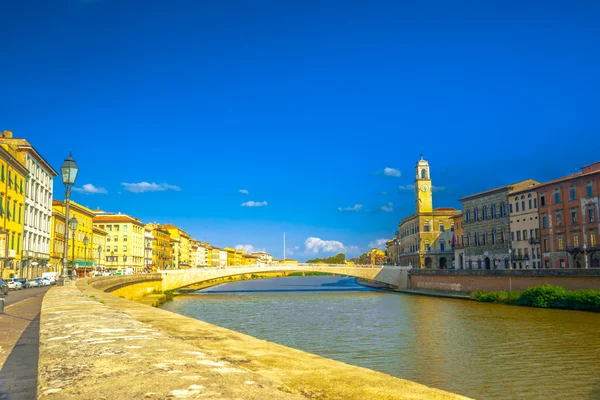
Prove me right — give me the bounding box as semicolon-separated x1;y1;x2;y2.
0;293;46;400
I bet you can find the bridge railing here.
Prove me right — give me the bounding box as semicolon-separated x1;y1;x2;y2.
157;263;390;273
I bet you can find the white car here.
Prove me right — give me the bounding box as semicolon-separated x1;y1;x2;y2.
28;279;40;288
42;278;52;286
8;279;23;290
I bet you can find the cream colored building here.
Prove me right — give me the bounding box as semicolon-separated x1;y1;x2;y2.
144;227;154;271
93;212;145;273
509;185;542;269
92;226;108;273
219;249;228;267
250;251;272;266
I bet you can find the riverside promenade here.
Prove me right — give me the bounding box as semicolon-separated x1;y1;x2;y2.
36;278;470;400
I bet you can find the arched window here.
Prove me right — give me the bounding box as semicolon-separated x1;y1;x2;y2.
421;169;426;179
491;229;496;244
491;204;496;218
477;259;482;269
482;206;487;220
474;208;479;221
500;202;506;217
521;195;525;200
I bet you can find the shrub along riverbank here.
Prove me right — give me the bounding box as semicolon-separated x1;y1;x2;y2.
471;284;600;312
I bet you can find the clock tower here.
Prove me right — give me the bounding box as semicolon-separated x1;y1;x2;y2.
415;155;432;213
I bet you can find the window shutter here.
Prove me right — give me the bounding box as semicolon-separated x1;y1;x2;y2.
1;165;4;182
19;179;23;194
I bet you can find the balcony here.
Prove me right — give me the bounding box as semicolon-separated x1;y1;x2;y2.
455;243;465;249
512;255;529;261
528;237;540;245
566;247;584;254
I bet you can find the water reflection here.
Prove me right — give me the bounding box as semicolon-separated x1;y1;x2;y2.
161;276;600;400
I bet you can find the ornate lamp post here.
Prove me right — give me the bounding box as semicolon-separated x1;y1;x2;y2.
83;235;89;278
58;153;79;285
123;255;127;274
69;216;78;278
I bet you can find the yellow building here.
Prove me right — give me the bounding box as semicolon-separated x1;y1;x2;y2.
92;226;108;274
206;245;213;267
279;259;299;265
93;213;145;273
146;223;171;270
224;247;236;266
242;254;258;265
52;200;95;277
50;207;65;274
0;143;28;279
397;157;460;268
234;249;244;266
368;248;386;265
162;224;192;268
386;239;399;265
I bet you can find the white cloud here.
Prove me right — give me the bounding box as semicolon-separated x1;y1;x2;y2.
72;183;107;195
304;237;359;255
432;185;445;192
241;200;268;207
381;191;388;196
383;167;401;177
239;189;249;195
337;204;363;212
380;202;393;212
398;184;415;192
235;244;265;253
368;238;388;250
121;182;181;193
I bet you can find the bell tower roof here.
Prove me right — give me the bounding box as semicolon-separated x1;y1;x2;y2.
415;155;431;180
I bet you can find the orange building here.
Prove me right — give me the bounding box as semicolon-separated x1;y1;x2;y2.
537;161;600;269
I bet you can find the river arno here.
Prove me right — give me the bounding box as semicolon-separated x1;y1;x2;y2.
160;276;600;400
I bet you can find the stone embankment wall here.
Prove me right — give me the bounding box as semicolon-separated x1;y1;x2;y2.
409;269;600;292
37;279;470;400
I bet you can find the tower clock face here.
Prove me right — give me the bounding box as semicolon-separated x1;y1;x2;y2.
421;184;429;192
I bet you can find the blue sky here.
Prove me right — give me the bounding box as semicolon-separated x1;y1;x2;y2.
2;0;599;260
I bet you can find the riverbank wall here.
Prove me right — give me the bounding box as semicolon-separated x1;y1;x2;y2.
409;269;600;293
36;277;470;400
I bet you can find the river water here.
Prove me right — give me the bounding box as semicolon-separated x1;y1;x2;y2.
160;276;600;400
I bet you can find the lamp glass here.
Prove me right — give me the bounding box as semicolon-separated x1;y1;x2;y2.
68;216;78;231
83;235;89;246
60;153;79;186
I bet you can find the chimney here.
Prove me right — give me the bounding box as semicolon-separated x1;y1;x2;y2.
2;130;13;138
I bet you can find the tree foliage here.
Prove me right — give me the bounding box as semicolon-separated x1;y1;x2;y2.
306;253;346;264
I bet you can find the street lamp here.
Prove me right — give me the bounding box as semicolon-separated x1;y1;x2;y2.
58;153;79;285
123;255;127;274
508;248;512;270
97;245;102;275
83;235;89;278
69;216;78;278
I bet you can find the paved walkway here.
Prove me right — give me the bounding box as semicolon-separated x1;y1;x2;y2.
0;290;48;400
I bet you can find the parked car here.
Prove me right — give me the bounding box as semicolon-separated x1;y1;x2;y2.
28;279;40;288
17;278;29;288
0;279;8;296
42;278;52;286
8;278;23;290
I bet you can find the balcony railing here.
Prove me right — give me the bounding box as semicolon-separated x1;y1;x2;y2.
528;237;540;245
512;255;529;261
566;247;584;254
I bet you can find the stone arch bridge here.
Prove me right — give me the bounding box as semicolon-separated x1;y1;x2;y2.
90;265;409;294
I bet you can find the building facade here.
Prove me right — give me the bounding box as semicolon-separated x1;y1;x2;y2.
162;224;192;268
144;227;154;271
92;226;108;274
509;185;542;269
397;157;460;268
53;200;95;277
211;247;221;267
452;214;465;269
460;179;538;269
93;213;145;273
386;239;399;265
219;249;228;267
0;142;28;279
50;207;65;274
0;131;58;279
537;162;600;268
146;223;171;270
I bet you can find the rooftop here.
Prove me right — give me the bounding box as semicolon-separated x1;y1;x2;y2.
459;179;539;201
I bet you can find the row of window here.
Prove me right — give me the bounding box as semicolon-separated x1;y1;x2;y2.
543;232;597;251
0;197;23;224
541;207;596;228
511;229;540;242
540;182;594;206
510;193;538;213
1;166;25;195
464;203;507;223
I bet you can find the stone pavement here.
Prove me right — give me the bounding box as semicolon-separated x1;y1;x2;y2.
0;292;47;400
